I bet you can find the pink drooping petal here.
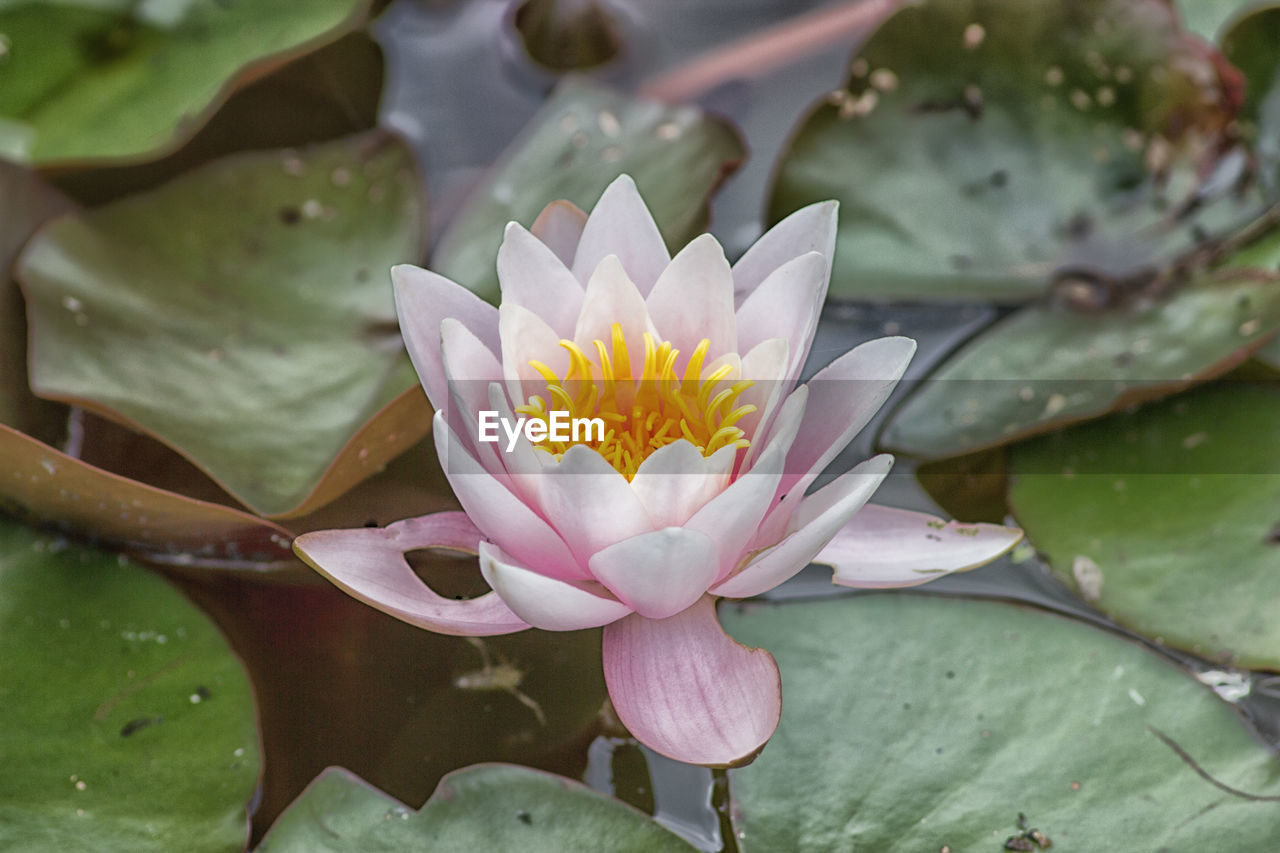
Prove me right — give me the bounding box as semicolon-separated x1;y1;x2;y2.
645;233;736;363
478;542;632;630
588;527;718;619
572;254;657;367
817;504;1023;588
530;199;588;266
294;512;529;636
571;175;671;294
434;413;586;580
629;440;735;528
734;251;827;384
713;454;893;599
685;438;786;581
392;264;499;412
496;222;584;338
499;301;568;400
538;444;655;565
762;336;915;542
732;200;837;305
602;596;781;768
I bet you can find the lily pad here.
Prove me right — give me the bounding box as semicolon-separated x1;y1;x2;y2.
880;236;1280;459
0;516;262;852
1008;382;1280;670
431;77;744;302
1180;0;1268;40
255;764;695;852
0;0;369;165
770;0;1255;301
723;594;1280;851
19;132;430;518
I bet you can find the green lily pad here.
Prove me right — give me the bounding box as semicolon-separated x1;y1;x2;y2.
1180;0;1269;40
18;132;430;518
0;0;369;165
1008;382;1280;670
0;516;262;852
723;595;1280;851
432;77;744;302
1222;4;1280;224
770;0;1255;301
255;764;696;852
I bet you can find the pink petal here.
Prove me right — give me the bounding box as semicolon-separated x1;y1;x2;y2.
645;233;736;361
294;512;529;636
434;413;586;579
572;175;670;295
497;222;584;338
538;444;655;565
588;527;718;619
440;319;506;467
764;336;915;540
478;542;632;630
712;454;893;599
733;337;790;461
530;199;587;267
734;251;827;383
629;440;735;527
603;596;781;767
732;200;837;305
685;438;787;581
572;254;656;364
818;504;1023;588
392;264;498;412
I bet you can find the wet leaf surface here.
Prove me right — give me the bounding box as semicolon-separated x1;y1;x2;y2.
771;0;1256;301
0;516;261;852
19;132;429;518
0;0;369;165
431;77;743;301
1008;382;1280;670
254;764;695;852
724;594;1280;852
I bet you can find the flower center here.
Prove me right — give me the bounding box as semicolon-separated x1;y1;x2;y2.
514;322;755;480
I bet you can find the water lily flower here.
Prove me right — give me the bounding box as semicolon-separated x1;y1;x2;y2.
294;175;1021;767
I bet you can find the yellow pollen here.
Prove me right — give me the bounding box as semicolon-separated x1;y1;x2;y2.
515;323;755;480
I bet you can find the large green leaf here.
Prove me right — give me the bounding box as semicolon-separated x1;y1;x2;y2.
432;77;743;302
879;273;1280;459
770;0;1255;301
0;516;261;852
0;0;368;165
18;132;430;518
723;595;1280;851
1180;0;1269;40
255;764;695;852
1008;382;1280;670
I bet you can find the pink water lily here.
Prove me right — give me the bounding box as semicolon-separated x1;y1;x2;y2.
294;175;1021;767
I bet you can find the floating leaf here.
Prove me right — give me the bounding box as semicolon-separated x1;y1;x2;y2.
0;516;262;852
19;132;429;518
1008;382;1280;670
432;77;743;301
1179;0;1268;40
723;595;1280;851
255;764;695;852
770;0;1255;301
0;0;369;165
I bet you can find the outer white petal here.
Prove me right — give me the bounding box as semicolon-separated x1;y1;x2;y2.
392;264;498;412
734;251;827;383
646;233;736;360
711;454;893;599
589;527;718;619
479;542;632;630
496;221;584;338
732;200;837;305
817;505;1023;588
572;175;670;294
440;318;506;469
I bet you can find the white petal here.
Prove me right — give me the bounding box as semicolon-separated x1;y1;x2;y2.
573;254;656;363
589;527;718;619
734;251;827;383
572;175;670;294
538;444;654;564
817;504;1023;588
630;440;735;528
732;200;837;304
497;221;584;338
685;438;786;580
646;233;736;358
479;542;632;630
499;301;568;403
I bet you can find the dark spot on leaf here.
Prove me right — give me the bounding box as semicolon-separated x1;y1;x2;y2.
278;206;302;225
990;169;1009;188
1263;522;1280;544
946;670;955;679
1114;351;1134;367
517;809;532;825
194;685;211;701
1005;836;1035;851
949;255;974;270
79;19;139;64
1061;212;1093;241
355;267;370;283
120;715;163;737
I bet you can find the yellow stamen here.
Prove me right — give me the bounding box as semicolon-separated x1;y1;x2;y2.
513;323;755;480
